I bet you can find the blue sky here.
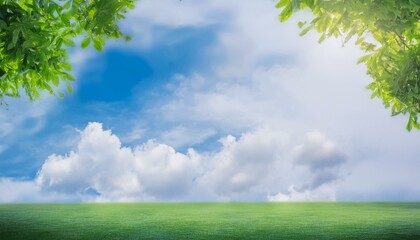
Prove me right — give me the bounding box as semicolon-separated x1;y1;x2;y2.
1;0;420;202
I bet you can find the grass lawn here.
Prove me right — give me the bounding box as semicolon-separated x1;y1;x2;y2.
0;202;419;239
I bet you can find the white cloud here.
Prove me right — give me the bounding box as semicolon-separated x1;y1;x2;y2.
132;140;199;198
268;131;345;201
35;122;200;202
0;179;41;203
0;178;78;203
36;123;290;201
199;128;289;197
293;131;346;188
36;122;138;198
0;122;348;202
267;184;336;202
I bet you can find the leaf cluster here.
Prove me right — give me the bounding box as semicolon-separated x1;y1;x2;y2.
0;0;135;100
277;0;420;130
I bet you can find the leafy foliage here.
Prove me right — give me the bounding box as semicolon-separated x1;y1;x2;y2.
0;0;135;100
277;0;420;130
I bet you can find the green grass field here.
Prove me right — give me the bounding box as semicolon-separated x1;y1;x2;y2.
0;202;419;239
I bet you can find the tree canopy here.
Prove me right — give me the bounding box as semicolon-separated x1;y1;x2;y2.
277;0;420;130
0;0;134;100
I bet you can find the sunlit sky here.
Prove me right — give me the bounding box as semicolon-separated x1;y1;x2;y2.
1;0;420;202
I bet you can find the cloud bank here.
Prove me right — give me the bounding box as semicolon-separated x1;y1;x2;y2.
1;122;346;202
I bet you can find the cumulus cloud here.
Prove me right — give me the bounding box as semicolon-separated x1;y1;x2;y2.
0;122;347;202
35;124;291;201
200;128;288;197
293;131;346;187
36;122;199;202
132;140;199;198
268;131;346;201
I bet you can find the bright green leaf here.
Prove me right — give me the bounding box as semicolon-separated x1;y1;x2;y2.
81;37;91;48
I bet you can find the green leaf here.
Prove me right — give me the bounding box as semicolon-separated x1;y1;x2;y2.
298;21;307;28
357;54;371;64
0;20;7;29
63;38;75;47
81;37;91;48
43;82;54;94
62;72;75;81
318;34;327;43
127;2;135;9
51;76;60;86
66;82;73;94
279;4;293;22
7;42;15;50
299;25;313;36
355;37;365;45
63;1;71;10
276;0;291;9
370;90;378;99
12;29;21;46
406;117;414;131
92;36;105;51
62;63;72;71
